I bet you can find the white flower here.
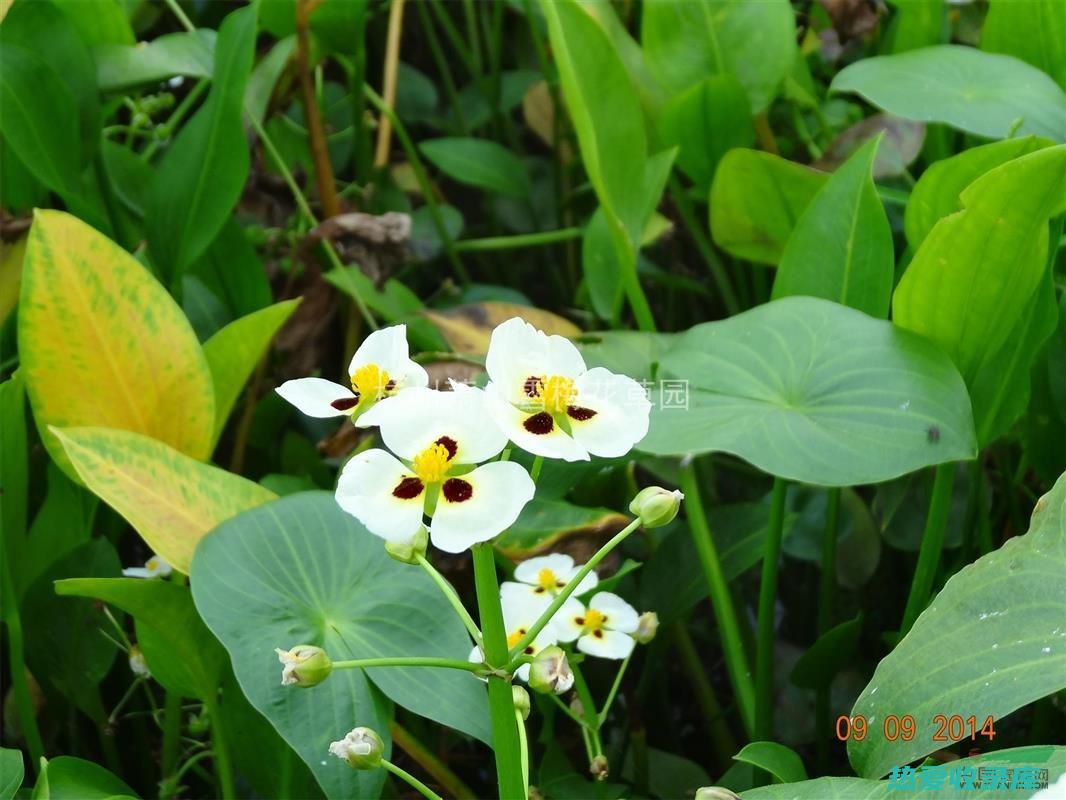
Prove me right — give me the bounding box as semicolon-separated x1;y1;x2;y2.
122;554;172;579
483;317;651;461
468;590;560;682
275;325;428;424
337;384;535;553
128;645;151;678
500;553;598;606
328;727;384;770
556;591;639;660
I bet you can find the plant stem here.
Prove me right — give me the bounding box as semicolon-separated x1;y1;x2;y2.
454;227;583;252
900;462;957;635
390;720;476;800
160;689;184;789
333;656;483;672
668;175;740;315
206;698;235;799
598;652;632;724
161;0;195;34
471;543;526;800
374;0;406;167
414;0;467;134
570;663;602;754
415;554;482;644
1;551;44;773
816;487;840;772
755;476;789;742
549;693;587;727
507;517;643;665
516;708;530;799
670;623;736;761
677;461;755;736
296;0;342;218
530;455;544;482
381;758;443;800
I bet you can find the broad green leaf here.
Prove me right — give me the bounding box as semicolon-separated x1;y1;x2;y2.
1022;294;1066;483
0;236;25;328
893;145;1066;444
773;137;893;318
744;747;1066;799
620;747;711;800
578;330;679;381
325;268;423;322
191;217;273;319
576;0;665;115
0;372;27;565
420;137;530;199
657;74;754;191
709;149;826;264
982;0;1065;91
847;472;1066;779
884;0;944;53
494;498;628;558
30;756;136;800
19;211;216;477
790;615;863;691
640;296;977;486
52;427;275;573
733;742;807;784
641;0;796;113
53;0;134;46
0;748;23;800
831;45;1066;141
203;299;300;441
191;492;491;799
903;136;1051;250
95;30;215;93
0;133;46;213
56;578;227;701
245;36;296;127
146;6;257;284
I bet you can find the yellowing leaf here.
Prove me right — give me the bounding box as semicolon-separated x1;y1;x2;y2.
0;234;26;327
423;302;581;355
19;210;215;477
52;426;275;573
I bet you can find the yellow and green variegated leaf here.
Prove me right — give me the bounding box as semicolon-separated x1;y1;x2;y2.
19;211;215;478
52;426;275;573
202;299;300;441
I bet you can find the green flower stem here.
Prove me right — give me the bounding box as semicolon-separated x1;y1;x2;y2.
390;720;477;800
816;487;840;772
507;517;643;666
381;758;443;800
454;228;583;252
415;553;482;645
900;462;957;635
678;462;755;736
141;80;209;162
570;663;603;757
471;543;526;800
1;552;44;773
549;693;587;727
332;656;483;673
755;477;789;742
205;697;236;799
516;708;530;800
530;455;544;482
161;0;195;33
597;652;631;725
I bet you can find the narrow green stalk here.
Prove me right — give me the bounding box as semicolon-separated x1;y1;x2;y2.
415;554;482;644
670;623;736;761
598;653;631;725
668;175;740;315
677;462;755;736
141;80;209;162
530;455;544;482
455;227;583;252
414;0;467;134
1;552;44;772
162;0;195;33
516;708;530;800
550;693;587;727
816;487;840;772
333;656;482;672
570;663;602;756
382;758;443;800
427;0;479;80
390;720;477;800
900;462;957;635
206;698;236;799
755;477;789;742
507;517;643;664
471;543;526;800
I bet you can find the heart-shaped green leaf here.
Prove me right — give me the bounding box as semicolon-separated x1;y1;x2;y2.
0;749;22;800
30;756;137;800
190;492;491;799
639;296;977;485
733;741;807;785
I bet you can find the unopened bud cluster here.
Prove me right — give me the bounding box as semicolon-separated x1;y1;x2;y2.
275;645;332;687
629;486;683;528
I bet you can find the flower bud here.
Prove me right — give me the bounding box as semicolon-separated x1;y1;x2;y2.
590;755;609;781
527;646;574;695
328;727;384;770
629;487;683;528
275;645;332;687
128;645;151;678
384;527;428;565
634;611;659;644
695;788;741;800
512;685;530;720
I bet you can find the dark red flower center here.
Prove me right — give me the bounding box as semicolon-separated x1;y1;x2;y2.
566;406;596;421
331;396;360;411
442;478;473;503
392;476;424;499
523;412;554;435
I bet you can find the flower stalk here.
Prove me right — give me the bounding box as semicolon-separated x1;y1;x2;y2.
332;656;484;673
416;553;483;645
755;476;789;742
900;462;957;636
381;758;443;800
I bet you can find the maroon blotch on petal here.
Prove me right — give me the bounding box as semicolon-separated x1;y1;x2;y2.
435;436;459;460
566;406;597;422
523;412;554;435
331;396;360;411
442;478;473;503
392;476;424;499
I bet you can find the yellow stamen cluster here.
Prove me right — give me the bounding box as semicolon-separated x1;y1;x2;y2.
506;629;526;649
537;568;559;591
540;375;576;413
350;363;392;400
411;443;451;484
583;608;607;632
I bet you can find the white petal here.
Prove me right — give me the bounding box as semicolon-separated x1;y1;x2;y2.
568;368;651;458
336;449;426;543
350;325;407;374
484;382;590;461
360;386;506;464
553;598;586;643
588;591;640;634
577;628;635;659
468;644;484;665
275;378;356;418
572;569;599;596
515;663;531;682
514;554;575;585
429;461;535;553
484;317;586;405
122;567;151;578
502;589;554;631
500;581;555;613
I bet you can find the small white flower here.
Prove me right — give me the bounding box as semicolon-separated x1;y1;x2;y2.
556;591;639;660
128;645;151;678
337;384;534;553
328;727;384;770
500;553;598;606
468;591;560;682
482;317;651;461
275;324;428;424
122;554;172;579
275;645;332;687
